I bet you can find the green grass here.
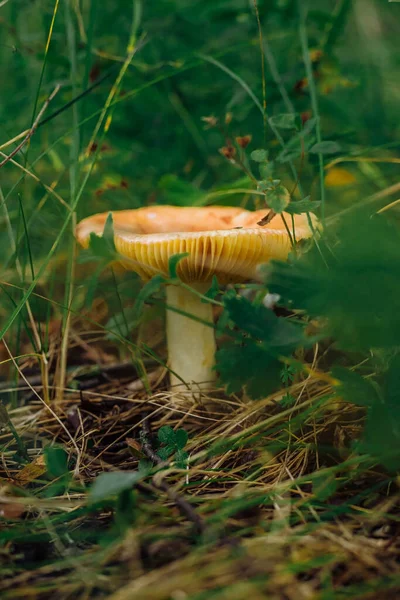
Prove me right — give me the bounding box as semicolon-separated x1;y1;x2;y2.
1;1;400;598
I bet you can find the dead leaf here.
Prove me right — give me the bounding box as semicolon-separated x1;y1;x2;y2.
126;437;144;458
0;501;25;519
14;455;46;485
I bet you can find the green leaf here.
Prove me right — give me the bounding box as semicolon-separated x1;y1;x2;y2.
280;363;299;385
157;446;174;461
44;446;69;479
81;213;117;263
285;198;321;215
269;113;297;130
175;449;189;468
203;275;219;301
332;367;379;408
223;294;305;351
359;404;400;472
175;428;188;449
336;357;400;472
132;275;165;323
216;339;282;399
309;141;342;154
103;212;116;244
267;213;400;351
259;162;274;179
114;488;136;531
168;252;189;280
89;471;141;503
158;425;176;445
301;117;317;136
280;392;296;407
251;149;269;162
265;185;290;213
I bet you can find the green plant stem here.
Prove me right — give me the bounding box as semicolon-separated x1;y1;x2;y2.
252;0;268;141
298;1;326;226
57;0;80;403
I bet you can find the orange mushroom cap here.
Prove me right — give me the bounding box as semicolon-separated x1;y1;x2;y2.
76;205;315;284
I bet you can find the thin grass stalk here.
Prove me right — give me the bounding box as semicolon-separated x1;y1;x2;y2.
56;0;80;403
298;0;326;226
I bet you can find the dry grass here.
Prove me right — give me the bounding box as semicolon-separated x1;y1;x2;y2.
1;348;399;600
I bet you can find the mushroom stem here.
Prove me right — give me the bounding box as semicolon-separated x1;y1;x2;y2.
166;283;216;394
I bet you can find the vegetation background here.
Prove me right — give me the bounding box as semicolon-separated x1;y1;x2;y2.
1;0;400;598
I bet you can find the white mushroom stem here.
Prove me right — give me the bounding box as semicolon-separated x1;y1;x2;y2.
165;283;216;394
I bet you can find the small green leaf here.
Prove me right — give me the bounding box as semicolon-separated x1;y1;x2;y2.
280;392;296;407
114;488;136;531
257;180;271;193
309;141;341;155
157;446;174;460
203;275;219;301
259;162;274;179
301;117;317;136
89;471;141;503
103;212;115;244
280;364;296;385
44;446;69;478
251;149;269;162
158;425;176;445
285;198;321;215
175;449;189;468
269;113;297;130
168;252;189;280
175;429;188;449
132;275;165;323
138;459;152;474
81;213;117;263
266;185;290;213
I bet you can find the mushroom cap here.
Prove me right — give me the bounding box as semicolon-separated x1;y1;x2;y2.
76;205;316;283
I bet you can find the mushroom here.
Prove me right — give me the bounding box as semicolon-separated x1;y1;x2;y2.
76;206;315;395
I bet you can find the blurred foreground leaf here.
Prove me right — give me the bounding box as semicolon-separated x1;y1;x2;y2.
267;213;400;350
89;471;142;504
216;294;306;399
334;355;400;471
223;294;305;350
44;446;69;479
216;339;282;399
